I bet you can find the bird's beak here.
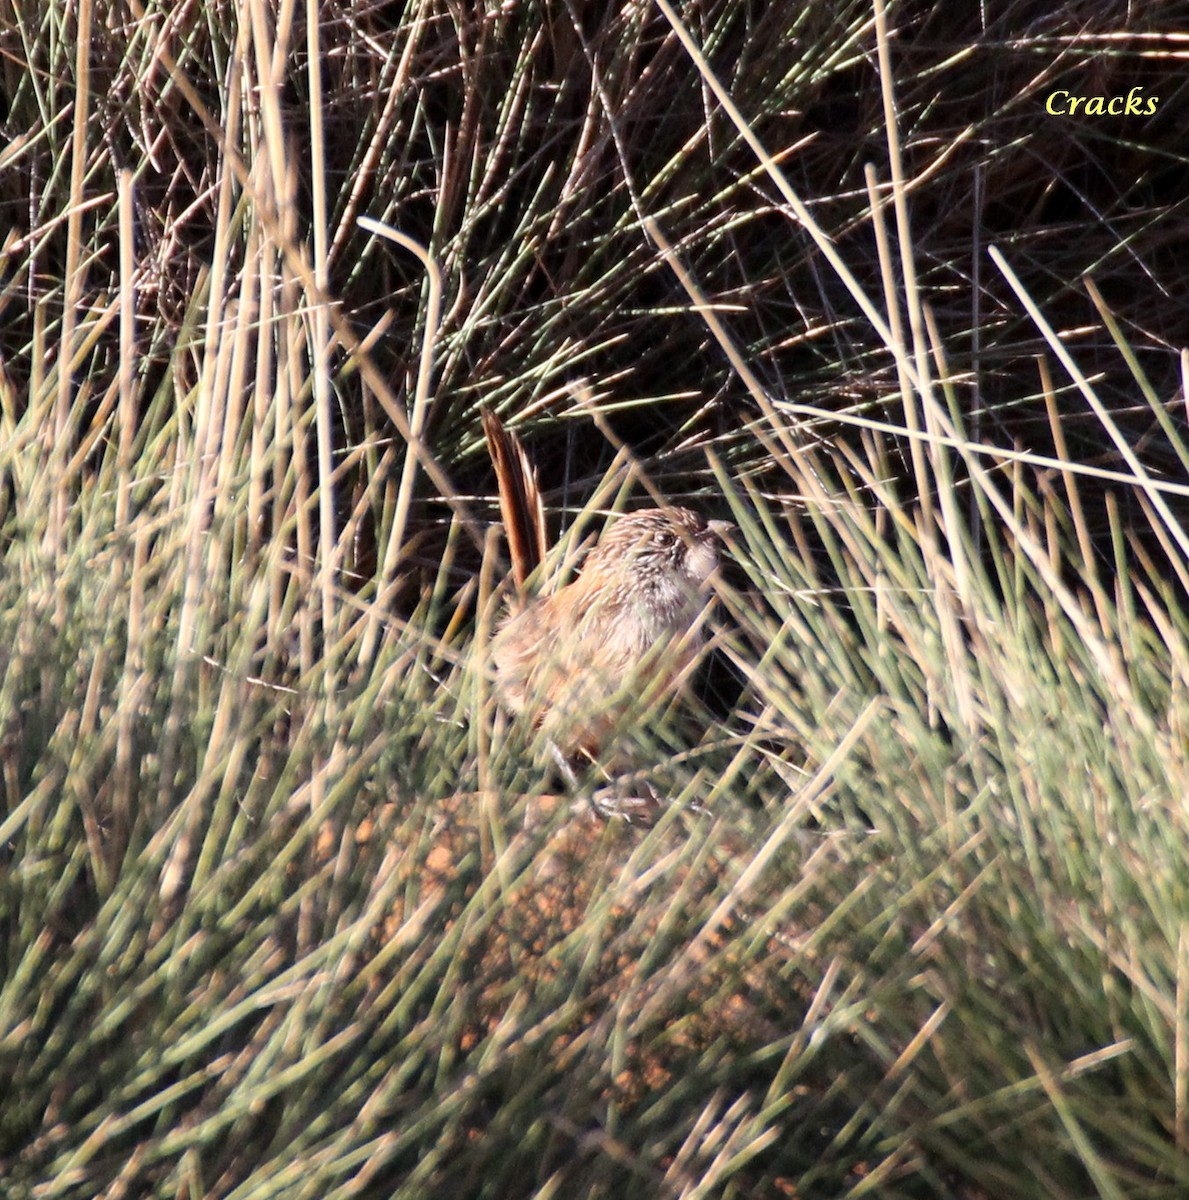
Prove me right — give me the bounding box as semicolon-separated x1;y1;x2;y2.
708;520;734;539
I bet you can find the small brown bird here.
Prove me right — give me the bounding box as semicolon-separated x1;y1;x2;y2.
482;407;729;766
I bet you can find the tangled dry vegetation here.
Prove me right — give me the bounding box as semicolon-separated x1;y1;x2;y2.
2;0;1189;1197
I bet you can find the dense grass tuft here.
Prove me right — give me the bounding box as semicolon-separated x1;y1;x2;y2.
2;1;1189;1197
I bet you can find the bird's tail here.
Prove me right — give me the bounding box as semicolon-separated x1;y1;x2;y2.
481;406;548;592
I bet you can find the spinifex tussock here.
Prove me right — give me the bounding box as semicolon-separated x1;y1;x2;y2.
3;0;1189;1197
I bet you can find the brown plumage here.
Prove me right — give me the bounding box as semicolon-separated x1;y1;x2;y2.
480;406;548;591
482;408;729;761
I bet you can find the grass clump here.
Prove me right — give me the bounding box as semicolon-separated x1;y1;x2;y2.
3;1;1189;1197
